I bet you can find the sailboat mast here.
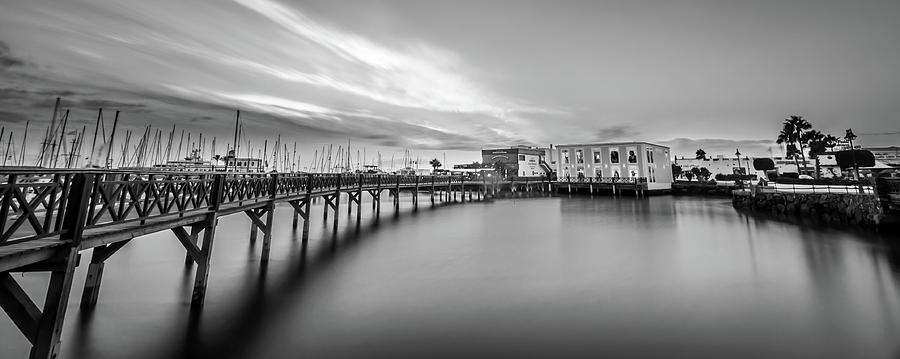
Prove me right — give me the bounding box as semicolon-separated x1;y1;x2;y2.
19;120;28;166
89;108;102;166
232;110;240;157
105;111;119;169
3;130;12;166
52;109;70;168
39;97;61;167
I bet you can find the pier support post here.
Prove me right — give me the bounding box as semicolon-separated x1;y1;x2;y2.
30;253;79;359
323;193;330;221
375;175;382;215
394;175;401;209
191;216;217;307
288;198;311;244
414;176;419;210
430;176;435;205
348;192;354;216
249;223;258;242
303;175;313;241
356;174;364;217
261;204;274;262
257;174;278;263
460;177;465;203
9;173;94;359
333;174;342;231
192;174;224;308
80;240;130;308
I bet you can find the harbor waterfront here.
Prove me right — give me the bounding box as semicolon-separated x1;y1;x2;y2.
2;194;899;358
3;1;900;358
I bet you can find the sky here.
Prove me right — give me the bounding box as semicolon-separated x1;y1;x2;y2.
0;0;898;168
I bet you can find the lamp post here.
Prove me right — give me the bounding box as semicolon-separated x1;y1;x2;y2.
845;128;864;193
735;148;742;187
845;129;860;180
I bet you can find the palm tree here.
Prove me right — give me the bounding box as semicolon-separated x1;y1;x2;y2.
786;115;811;174
776;121;800;171
429;158;442;171
802;130;839;178
695;148;706;160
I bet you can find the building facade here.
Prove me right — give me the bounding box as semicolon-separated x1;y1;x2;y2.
674;155;827;179
674;155;756;178
481;146;550;178
554;142;673;188
864;146;900;168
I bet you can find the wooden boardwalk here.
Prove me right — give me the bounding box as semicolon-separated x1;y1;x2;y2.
0;169;548;359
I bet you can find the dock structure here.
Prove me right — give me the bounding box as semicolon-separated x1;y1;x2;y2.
0;169;546;359
553;176;651;197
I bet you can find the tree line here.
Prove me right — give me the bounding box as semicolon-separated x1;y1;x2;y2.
687;115;845;179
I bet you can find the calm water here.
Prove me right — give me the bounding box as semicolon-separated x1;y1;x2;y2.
2;194;900;358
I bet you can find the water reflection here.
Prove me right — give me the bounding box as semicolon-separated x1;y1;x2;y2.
0;195;899;358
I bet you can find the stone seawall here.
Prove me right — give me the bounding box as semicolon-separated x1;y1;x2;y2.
732;190;883;227
672;182;736;196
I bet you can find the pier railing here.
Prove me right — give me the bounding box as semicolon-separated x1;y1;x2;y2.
556;176;647;185
733;183;875;195
0;169;488;359
0;170;468;246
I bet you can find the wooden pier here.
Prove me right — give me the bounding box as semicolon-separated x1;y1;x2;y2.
0;169;549;359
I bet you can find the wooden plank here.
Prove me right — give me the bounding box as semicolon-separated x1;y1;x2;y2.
78;213;206;250
0;240;68;272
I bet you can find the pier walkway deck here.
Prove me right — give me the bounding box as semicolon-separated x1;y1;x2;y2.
1;169;550;359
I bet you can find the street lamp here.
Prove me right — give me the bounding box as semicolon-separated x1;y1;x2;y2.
845;128;860;180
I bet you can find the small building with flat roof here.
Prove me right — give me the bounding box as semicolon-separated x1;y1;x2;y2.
554;142;673;189
481;146;552;179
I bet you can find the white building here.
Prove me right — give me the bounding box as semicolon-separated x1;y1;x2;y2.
554;142;673;189
481;146;551;178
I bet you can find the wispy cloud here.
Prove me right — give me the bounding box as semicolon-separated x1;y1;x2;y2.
232;0;550;117
595;124;640;142
0;41;25;68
